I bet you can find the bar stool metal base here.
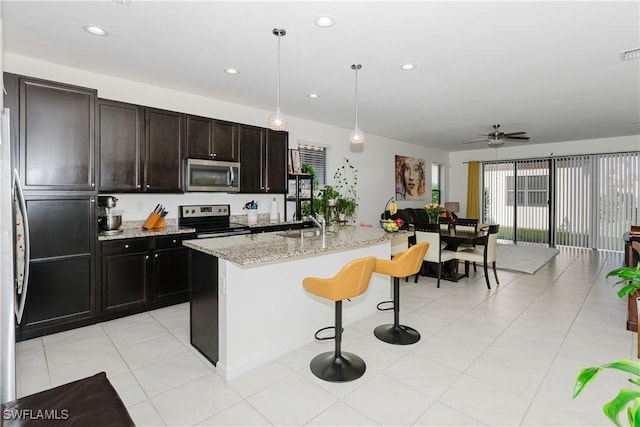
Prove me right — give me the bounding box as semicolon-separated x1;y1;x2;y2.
309;351;366;382
374;323;420;345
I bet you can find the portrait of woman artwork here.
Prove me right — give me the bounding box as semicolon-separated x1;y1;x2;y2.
395;155;426;200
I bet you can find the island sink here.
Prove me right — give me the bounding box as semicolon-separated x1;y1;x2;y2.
278;228;336;238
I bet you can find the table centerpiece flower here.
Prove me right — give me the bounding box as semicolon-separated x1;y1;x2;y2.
424;203;445;224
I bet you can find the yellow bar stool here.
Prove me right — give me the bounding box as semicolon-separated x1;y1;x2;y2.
373;242;430;345
303;256;377;382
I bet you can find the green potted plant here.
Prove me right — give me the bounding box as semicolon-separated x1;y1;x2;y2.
572;263;640;426
333;158;359;223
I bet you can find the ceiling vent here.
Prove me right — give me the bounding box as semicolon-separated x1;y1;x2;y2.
620;48;640;61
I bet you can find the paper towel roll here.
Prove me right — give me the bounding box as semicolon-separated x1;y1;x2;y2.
269;198;279;222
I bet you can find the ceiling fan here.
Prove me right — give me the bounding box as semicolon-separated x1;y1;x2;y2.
462;124;530;147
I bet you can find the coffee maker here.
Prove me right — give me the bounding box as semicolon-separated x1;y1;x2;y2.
97;196;123;235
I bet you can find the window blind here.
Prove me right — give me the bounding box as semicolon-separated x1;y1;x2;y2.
298;143;326;187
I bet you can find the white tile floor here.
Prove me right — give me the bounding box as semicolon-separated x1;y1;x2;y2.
15;247;638;426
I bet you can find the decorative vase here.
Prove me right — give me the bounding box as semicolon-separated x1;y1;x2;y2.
428;213;439;224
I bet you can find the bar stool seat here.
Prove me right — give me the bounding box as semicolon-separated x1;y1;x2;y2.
303;256;377;382
374;242;430;345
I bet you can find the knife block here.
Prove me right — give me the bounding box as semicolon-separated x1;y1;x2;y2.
142;212;165;230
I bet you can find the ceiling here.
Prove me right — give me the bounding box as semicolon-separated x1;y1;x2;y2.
2;1;639;152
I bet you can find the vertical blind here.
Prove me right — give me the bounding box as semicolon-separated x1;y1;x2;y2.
481;151;639;251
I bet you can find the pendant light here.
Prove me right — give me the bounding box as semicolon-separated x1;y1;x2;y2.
268;28;287;131
349;64;364;144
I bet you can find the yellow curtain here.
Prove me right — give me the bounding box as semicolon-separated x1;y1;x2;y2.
466;161;480;219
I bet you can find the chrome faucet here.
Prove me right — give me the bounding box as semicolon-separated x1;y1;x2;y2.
308;214;326;247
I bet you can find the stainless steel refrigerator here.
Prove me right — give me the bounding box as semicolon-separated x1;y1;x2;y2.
1;108;30;403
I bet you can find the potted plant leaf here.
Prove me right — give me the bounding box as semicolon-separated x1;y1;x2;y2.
607;262;640;358
336;196;357;223
572;262;640;426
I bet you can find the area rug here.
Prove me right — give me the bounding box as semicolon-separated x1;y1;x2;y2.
495;243;560;274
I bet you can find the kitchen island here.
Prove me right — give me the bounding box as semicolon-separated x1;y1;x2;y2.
183;225;403;380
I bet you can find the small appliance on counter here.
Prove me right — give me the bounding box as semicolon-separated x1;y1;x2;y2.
244;200;258;225
143;204;168;230
97;196;124;236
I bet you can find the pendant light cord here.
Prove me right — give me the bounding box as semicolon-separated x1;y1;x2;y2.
276;32;281;109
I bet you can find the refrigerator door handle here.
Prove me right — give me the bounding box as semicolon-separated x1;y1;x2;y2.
13;169;29;325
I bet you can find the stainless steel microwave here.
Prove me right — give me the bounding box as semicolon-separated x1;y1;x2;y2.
185;159;240;192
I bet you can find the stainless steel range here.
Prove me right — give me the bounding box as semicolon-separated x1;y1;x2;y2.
178;204;251;239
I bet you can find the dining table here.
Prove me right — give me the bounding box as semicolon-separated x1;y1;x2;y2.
410;225;488;282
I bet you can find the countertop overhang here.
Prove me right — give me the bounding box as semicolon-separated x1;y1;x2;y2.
183;225;406;267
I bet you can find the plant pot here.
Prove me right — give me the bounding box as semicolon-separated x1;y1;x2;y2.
338;213;346;222
327;199;336;207
627;291;639;332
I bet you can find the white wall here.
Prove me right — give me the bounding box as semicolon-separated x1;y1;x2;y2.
5;54;449;226
449;135;640;217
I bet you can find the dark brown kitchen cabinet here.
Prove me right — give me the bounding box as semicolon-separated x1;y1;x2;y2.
99;234;191;316
153;236;191;302
16;195;97;341
145;108;185;192
101;239;151;314
98;99;144;191
239;125;287;193
17;75;96;191
186;115;238;161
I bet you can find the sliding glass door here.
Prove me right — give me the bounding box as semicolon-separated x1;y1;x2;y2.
482;151;639;251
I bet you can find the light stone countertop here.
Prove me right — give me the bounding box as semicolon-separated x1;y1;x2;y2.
97;219;196;241
183;225;406;267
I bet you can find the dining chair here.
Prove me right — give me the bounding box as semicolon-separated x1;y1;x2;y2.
414;224;458;288
455;224;500;289
439;217;449;231
453;218;479;252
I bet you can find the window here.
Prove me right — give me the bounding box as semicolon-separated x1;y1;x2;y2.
506;175;548;207
298;143;326;187
431;163;443;204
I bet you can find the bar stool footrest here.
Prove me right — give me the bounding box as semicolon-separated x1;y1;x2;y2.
374;323;420;345
314;326;343;341
310;351;366;382
376;300;394;311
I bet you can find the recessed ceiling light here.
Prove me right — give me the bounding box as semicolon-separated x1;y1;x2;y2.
224;68;240;75
308;93;319;99
400;63;415;71
83;25;108;36
314;15;335;28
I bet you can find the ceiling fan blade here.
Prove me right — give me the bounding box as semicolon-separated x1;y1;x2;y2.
504;136;530;140
461;139;489;144
504;131;527;136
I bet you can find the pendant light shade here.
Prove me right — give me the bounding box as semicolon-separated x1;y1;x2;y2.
349;64;364;144
268;28;287;131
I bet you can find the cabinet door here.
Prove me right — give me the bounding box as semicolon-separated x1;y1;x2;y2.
186;115;212;159
145;108;184;192
17;195;96;339
153;247;189;302
265;130;288;193
19;77;96;190
102;252;149;313
239;125;265;193
212;120;238;161
98;99;144;191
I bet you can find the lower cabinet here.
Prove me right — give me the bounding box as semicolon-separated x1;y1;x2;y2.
100;234;193;316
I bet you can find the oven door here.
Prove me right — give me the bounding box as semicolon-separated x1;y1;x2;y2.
186;159;240;192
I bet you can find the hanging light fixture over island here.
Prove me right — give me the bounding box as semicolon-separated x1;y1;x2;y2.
268;28;287;131
349;64;364;145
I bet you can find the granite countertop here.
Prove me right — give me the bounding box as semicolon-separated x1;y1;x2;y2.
98;219;196;241
183;225;406;267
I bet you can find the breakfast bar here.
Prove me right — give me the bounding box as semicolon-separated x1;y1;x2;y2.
183;225;401;380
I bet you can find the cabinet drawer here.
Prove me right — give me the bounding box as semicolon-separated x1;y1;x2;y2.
101;238;150;256
155;234;194;250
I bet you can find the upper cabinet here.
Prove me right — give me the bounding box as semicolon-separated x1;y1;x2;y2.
186;115;238;162
98;103;184;193
98;99;144;192
239;125;287;193
12;75;96;191
145;108;184;192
